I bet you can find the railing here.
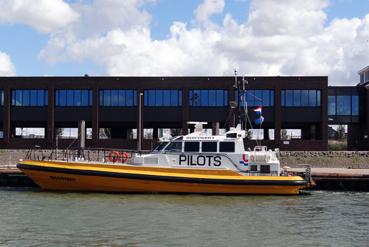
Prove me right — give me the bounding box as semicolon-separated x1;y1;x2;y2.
25;147;150;165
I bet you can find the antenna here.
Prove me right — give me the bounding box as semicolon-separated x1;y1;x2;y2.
234;69;238;88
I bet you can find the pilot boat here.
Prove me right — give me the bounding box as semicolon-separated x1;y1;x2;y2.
17;123;313;195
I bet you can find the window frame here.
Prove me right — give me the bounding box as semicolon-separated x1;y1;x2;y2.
201;141;218;152
11;89;48;107
219;142;235;153
189;89;228;107
56;89;92;107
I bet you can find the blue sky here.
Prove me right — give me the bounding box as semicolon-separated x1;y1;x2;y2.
0;0;369;85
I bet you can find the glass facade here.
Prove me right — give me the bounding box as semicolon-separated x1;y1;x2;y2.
12;89;48;106
189;90;228;107
328;95;359;116
144;90;182;107
281;90;321;107
99;90;137;107
56;90;92;107
237;90;274;107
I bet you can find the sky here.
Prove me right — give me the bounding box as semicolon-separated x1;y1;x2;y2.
1;0;369;85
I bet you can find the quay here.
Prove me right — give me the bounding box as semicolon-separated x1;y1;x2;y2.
287;167;369;191
0;166;36;187
2;165;369;191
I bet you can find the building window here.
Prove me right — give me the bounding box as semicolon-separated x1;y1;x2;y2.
0;90;3;106
237;90;274;107
328;95;359;116
144;90;182;106
281;90;321;107
56;89;92;107
328;96;336;115
337;96;351;115
352;95;359;116
15;127;45;139
99;90;137;107
189;90;228;107
12;90;48;106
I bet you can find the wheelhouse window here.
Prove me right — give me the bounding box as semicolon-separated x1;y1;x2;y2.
12;89;48;106
144;90;182;107
165;142;182;152
189;90;228;107
99;89;137;106
219;142;235;152
281;90;321;107
201;142;217;152
153;142;168;152
56;89;92;106
184;142;200;152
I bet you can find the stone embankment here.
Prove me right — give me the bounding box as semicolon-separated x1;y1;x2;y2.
0;149;109;168
280;151;369;168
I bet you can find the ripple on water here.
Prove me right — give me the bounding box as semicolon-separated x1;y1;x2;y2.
1;189;369;246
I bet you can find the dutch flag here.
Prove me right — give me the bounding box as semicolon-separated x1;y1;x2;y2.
254;106;262;115
255;116;264;125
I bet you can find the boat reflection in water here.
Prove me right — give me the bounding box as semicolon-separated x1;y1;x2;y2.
17;123;313;195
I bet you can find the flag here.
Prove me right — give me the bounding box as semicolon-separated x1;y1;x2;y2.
255;116;264;125
254;106;262;115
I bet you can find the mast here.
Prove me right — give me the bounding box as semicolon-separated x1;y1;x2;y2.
242;76;248;132
234;69;239;128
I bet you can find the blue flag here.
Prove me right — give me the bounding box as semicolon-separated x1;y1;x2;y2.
255;116;264;125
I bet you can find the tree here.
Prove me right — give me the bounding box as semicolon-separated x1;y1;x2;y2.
336;125;346;140
281;129;288;140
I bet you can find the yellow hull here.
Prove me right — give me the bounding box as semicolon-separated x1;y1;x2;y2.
17;160;311;195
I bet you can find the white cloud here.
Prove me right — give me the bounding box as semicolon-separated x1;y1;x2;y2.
0;52;16;76
0;0;79;33
194;0;224;26
38;0;369;85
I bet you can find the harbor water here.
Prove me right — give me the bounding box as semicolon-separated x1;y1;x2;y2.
1;190;369;246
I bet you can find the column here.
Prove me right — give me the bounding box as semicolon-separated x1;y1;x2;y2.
274;83;281;147
263;128;269;140
212;122;219;135
321;80;328;150
3;85;10;145
92;86;99;147
47;85;55;147
182;88;189;135
136;90;143;151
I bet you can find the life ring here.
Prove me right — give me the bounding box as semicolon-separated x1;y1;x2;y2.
119;152;129;163
108;151;120;163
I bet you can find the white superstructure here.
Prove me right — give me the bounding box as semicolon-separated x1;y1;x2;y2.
132;123;281;176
